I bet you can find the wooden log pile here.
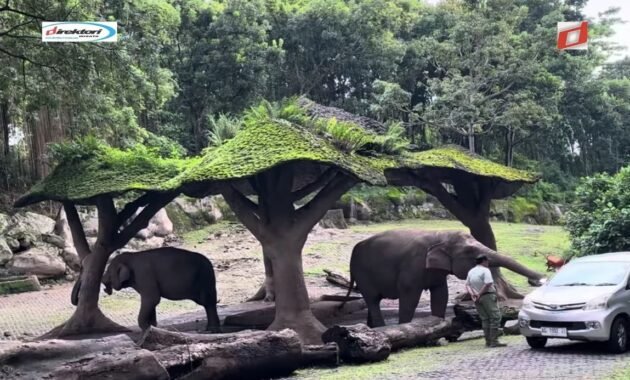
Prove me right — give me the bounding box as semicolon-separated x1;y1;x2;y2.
0;327;340;380
322;316;465;363
453;300;520;330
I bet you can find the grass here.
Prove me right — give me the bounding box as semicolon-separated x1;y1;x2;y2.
351;219;569;290
606;364;630;380
181;221;243;245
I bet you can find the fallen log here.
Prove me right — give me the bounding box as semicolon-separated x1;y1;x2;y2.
322;324;391;364
223;299;366;329
0;334;168;380
323;269;356;290
453;300;520;330
137;326;268;350
301;343;339;367
374;316;465;351
153;329;302;380
49;347;168;380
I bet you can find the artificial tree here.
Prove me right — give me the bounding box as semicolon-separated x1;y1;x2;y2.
385;146;539;299
14;144;187;337
170;103;390;344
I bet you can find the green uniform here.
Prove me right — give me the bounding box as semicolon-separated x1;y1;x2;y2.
466;265;505;347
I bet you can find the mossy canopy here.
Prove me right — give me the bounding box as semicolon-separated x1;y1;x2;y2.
397;146;539;183
14;143;195;207
15;99;538;208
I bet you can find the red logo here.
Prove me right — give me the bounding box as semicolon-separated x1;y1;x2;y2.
557;21;588;50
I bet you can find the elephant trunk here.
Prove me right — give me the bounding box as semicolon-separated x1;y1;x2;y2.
486;251;545;286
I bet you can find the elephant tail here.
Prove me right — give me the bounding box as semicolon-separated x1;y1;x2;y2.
337;274;355;310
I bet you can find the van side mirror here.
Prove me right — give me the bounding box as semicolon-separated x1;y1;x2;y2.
626;281;630;290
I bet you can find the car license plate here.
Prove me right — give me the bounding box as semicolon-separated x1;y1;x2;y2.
541;327;567;337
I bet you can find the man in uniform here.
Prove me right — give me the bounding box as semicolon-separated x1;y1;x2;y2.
465;254;507;347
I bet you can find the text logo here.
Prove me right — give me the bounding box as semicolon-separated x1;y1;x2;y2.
557;21;588;50
42;22;117;43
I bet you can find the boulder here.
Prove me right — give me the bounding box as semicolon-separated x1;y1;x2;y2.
61;247;81;271
7;212;55;235
42;233;67;250
148;208;173;237
0;238;12;265
127;236;165;251
319;209;348;229
8;246;66;278
0;213;9;234
166;196;223;233
5;237;20;252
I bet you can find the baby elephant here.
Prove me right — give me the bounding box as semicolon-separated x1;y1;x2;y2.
102;247;221;332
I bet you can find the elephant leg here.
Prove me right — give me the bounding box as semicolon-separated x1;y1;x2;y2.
399;289;422;324
365;296;385;328
199;289;221;333
138;296;160;331
429;283;448;318
149;308;158;327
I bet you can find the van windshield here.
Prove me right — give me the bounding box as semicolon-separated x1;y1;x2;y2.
548;261;630;287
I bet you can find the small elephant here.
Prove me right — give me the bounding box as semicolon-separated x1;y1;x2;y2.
101;247;221;332
341;230;545;327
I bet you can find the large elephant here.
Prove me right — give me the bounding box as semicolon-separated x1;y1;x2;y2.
72;247;221;332
341;230;545;327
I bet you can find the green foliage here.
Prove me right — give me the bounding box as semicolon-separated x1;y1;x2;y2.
507;197;539;223
371;122;410;155
207;114;242;147
315;118;374;154
565;167;630;257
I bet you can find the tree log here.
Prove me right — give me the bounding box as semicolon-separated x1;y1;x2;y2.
453;300;520;330
323;269;356;290
137;326;269;351
322;324;391;364
0;334;168;380
153;329;302;380
301;343;339;367
374;316;465;351
49;347;168;380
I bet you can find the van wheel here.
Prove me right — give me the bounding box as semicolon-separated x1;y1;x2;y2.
607;317;628;353
526;337;547;349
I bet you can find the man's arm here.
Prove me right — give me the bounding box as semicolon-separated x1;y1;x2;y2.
465;278;479;302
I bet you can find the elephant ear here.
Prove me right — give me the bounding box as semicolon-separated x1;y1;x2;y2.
426;243;451;273
116;264;131;288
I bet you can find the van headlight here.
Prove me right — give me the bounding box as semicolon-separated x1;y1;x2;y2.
522;295;534;309
583;294;612;310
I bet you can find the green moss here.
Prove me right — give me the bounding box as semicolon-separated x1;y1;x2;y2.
172;119;391;187
398;146;539;183
16;143;197;207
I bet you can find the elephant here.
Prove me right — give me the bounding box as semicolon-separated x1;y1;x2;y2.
98;247;221;332
340;230;545;328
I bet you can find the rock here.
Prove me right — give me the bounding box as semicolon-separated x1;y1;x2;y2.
7;212;55;235
166;196;223;232
127;236;165;251
8;246;66;278
54;208;73;246
322;324;391;363
5;237;19;252
0;238;12;265
135;228;154;240
319;209;348;229
148;208;173;237
61;247;81;271
42;233;67;250
0;213;9;234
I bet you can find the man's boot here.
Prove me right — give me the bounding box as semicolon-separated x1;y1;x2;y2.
483;327;491;347
488;328;507;347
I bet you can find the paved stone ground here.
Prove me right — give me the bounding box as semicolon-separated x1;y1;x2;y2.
403;338;630;380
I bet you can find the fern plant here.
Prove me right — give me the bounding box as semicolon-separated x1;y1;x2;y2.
207;114;242;147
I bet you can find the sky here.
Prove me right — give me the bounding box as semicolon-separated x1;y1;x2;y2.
583;0;629;61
